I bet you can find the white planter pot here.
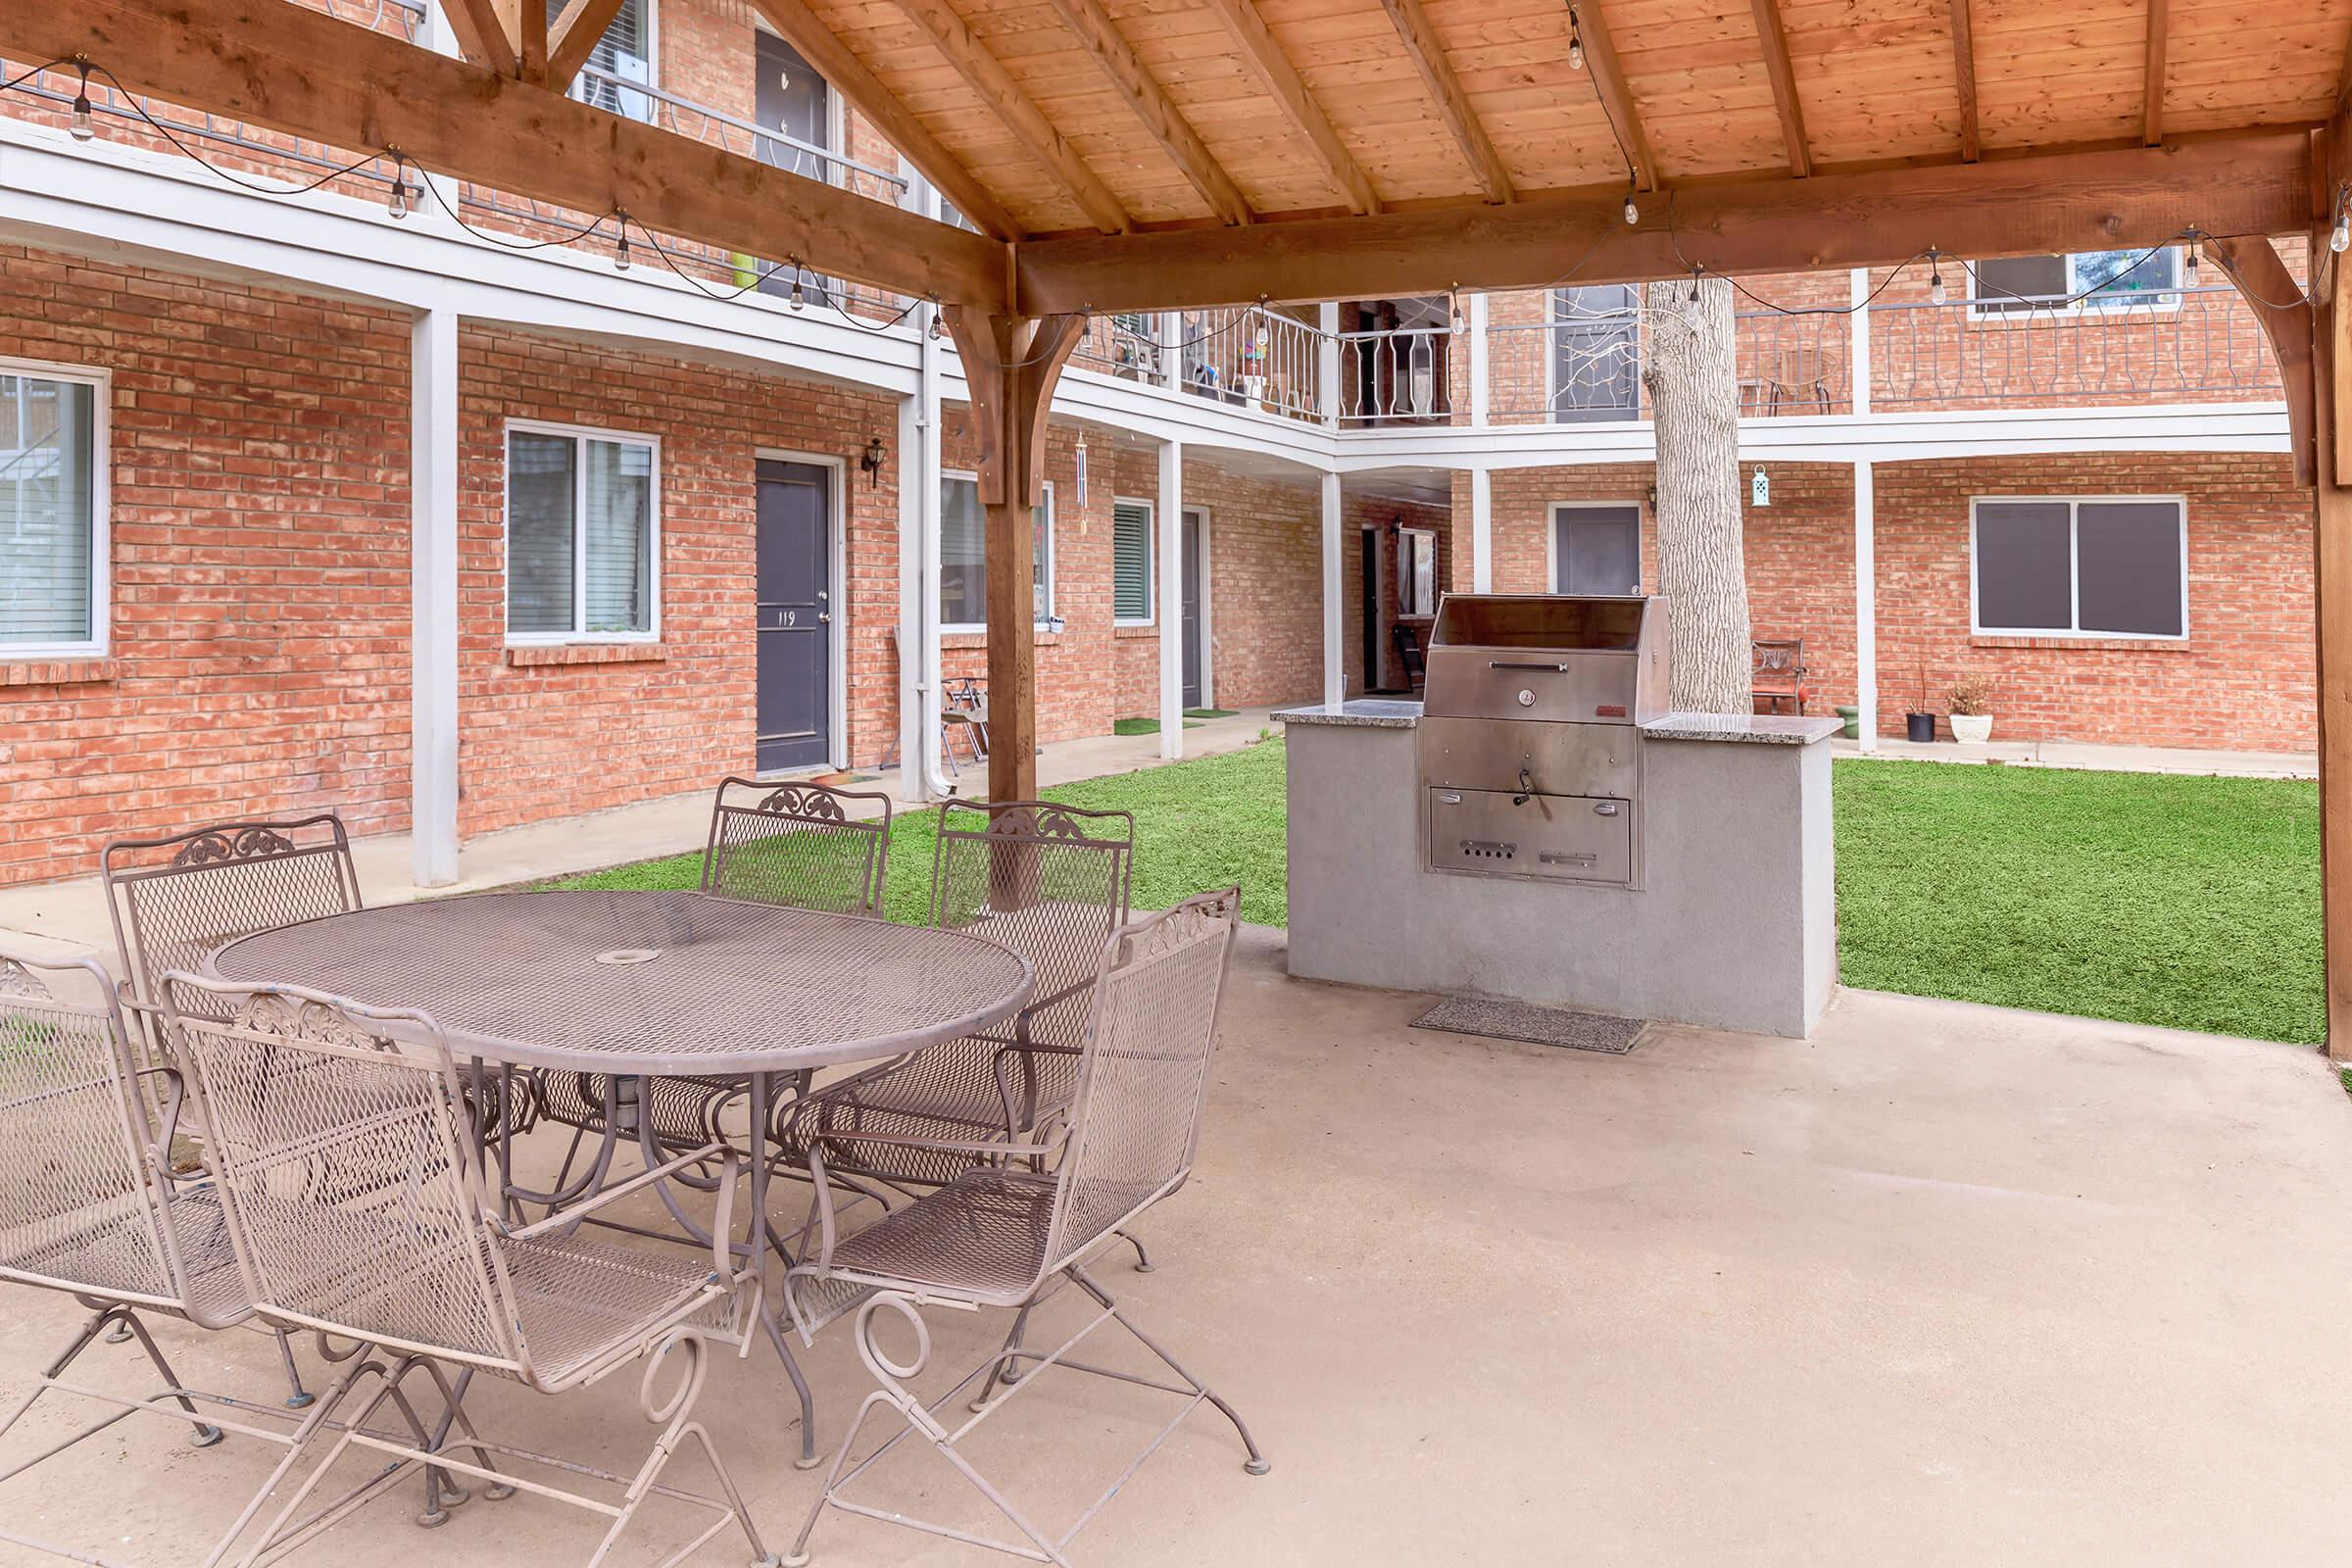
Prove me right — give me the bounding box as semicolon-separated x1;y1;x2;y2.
1950;712;1992;744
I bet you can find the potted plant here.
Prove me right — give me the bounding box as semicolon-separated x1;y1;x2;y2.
1947;673;1994;744
1904;661;1936;744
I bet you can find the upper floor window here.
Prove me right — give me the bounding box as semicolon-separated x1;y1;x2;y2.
577;0;655;123
506;422;660;643
1971;497;2184;640
0;363;104;658
941;473;1054;632
1112;498;1153;624
1971;249;2180;315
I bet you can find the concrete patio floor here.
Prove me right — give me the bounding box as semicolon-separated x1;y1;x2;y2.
4;930;2348;1566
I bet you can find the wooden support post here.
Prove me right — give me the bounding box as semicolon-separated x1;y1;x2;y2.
941;310;1086;808
2315;118;2352;1061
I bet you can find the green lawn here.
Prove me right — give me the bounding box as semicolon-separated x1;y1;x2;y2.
554;741;2325;1047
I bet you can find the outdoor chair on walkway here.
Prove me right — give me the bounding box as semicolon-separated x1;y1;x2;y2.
534;778;894;1195
0;950;401;1568
162;974;774;1568
769;800;1134;1211
778;888;1265;1567
1751;637;1809;715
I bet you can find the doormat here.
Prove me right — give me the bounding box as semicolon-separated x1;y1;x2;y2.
1410;996;1648;1054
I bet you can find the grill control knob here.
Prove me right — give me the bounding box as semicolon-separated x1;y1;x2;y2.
1516;688;1535;707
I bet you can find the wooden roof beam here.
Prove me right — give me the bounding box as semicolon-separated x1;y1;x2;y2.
442;0;529;77
1196;0;1379;216
1378;0;1514;203
1749;0;1811;177
1043;0;1252;225
1948;0;1982;162
894;0;1134;235
1017;133;2311;315
744;0;1021;239
1570;2;1657;192
2143;0;2168;146
5;0;1010;309
546;0;629;91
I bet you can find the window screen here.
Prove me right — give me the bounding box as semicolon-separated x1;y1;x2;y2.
581;0;653;122
940;476;1052;628
1974;498;2184;638
1112;499;1152;621
506;432;578;636
1973;250;2179;313
0;372;98;649
506;428;657;639
1971;255;2067;313
1553;505;1642;595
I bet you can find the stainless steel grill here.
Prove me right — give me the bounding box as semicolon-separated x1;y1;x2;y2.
1417;593;1671;888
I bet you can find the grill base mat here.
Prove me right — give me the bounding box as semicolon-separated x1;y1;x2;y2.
1410;995;1648;1054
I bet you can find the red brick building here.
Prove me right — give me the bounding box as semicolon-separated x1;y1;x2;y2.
0;0;2309;888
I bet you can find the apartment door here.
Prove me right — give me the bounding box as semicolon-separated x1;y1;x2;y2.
1359;528;1381;689
1180;508;1205;709
755;460;831;773
1551;285;1642;422
1554;504;1642;594
756;33;830;304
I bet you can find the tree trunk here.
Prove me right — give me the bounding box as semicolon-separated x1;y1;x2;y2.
1642;274;1752;713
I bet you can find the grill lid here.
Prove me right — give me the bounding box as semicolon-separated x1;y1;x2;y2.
1422;593;1670;725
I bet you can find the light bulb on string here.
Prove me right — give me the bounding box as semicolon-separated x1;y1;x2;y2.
1567;8;1585;70
387;156;409;220
927;302;945;340
69;64;96;142
1927;249;1945;307
613;221;631;272
2333;204;2351;256
2181;232;2201;288
789;270;807;312
1449;289;1465;334
1686;266;1703;316
1622;186;1639;226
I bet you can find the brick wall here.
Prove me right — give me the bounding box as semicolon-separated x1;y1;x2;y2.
1472;452;2312;751
0;245;413;886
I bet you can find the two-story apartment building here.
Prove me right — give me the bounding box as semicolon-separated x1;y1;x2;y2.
0;0;2308;887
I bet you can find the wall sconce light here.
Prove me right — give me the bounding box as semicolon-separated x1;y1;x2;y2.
858;435;887;488
1644;484;1659;510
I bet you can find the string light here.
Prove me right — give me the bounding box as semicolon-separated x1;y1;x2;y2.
68;62;95;142
1685;264;1704;318
2181;229;2201;288
788;267;806;312
613;220;630;271
927;301;945;340
1567;6;1585;70
386;153;409;219
1449;288;1465;334
1622;184;1639;226
2331;187;2350;255
1927;248;1945;307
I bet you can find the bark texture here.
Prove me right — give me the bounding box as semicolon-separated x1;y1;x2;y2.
1642;274;1753;713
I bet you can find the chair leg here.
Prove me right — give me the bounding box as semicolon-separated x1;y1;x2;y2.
1068;1265;1269;1475
588;1334;776;1568
1113;1228;1152;1273
272;1328;315;1409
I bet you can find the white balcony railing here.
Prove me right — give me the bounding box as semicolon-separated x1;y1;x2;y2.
1177;306;1323;421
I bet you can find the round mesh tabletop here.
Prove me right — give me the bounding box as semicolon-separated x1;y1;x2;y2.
211;890;1036;1075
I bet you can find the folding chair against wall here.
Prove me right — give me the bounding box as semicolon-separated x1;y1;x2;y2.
778;888;1266;1567
164;974;774;1568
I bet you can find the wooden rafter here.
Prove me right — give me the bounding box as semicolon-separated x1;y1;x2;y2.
440;0;524;76
1195;0;1379;216
1749;0;1811;177
2209;235;2314;483
1948;0;1982;162
1016;134;2312;314
894;0;1133;235
546;0;628;90
2142;0;2168;145
1570;1;1657;193
1041;0;1252;225
1377;0;1514;204
744;0;1020;239
5;0;1009;309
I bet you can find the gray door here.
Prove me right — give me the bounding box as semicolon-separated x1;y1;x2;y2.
756;460;830;772
1554;505;1642;595
756;33;830;304
1181;509;1204;709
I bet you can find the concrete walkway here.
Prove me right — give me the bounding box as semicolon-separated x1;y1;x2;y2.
1833;732;2317;779
3;940;2347;1565
0;706;1283;960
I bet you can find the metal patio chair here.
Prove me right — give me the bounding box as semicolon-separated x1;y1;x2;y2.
778;888;1265;1567
1751;637;1809;715
769;800;1133;1205
534;778;894;1196
162;973;774;1568
0;950;408;1568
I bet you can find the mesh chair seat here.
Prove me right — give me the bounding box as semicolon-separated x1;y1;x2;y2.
773;1036;1052;1191
0;1181;247;1323
785;1170;1057;1337
503;1231;737;1389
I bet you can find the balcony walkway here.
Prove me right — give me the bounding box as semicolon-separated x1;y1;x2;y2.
4;930;2346;1564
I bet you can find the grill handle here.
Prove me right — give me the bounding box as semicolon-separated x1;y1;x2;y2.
1486;660;1573;673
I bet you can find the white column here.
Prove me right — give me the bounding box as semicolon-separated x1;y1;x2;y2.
1849;267;1872;419
1469;466;1494;593
1467;292;1491;427
410;305;460;888
1156;440;1185;760
1161;311;1183;390
1321;470;1345;708
1318;302;1342;429
895;384;928;802
1854;458;1878;753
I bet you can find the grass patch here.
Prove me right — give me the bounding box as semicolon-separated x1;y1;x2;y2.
552;738;1291;927
1835;760;2321;1045
1112;716;1201;736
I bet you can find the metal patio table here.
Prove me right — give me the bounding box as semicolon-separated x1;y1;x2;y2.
211;887;1037;1466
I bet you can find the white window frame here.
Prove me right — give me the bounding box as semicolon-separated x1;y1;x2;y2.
0;355;109;661
1112;494;1154;627
939;469;1055;634
1966;249;2183;320
501;417;663;647
1545;500;1645;595
570;0;659;123
1968;494;2188;642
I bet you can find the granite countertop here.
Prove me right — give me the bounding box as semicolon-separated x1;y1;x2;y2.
1277;700;1839;745
1273;699;1423;729
1639;711;1844;745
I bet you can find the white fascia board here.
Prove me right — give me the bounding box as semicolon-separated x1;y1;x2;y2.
947;360;1343;470
0;123;920;396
